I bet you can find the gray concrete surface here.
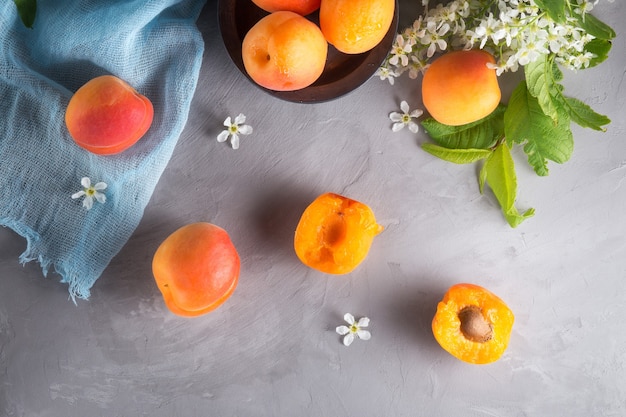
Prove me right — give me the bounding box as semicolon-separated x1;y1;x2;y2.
1;1;625;416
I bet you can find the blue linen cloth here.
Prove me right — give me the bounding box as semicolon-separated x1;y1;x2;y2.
0;0;207;300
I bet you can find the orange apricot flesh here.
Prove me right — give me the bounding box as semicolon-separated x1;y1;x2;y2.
65;75;153;155
294;193;383;274
152;223;240;317
432;283;514;364
421;50;501;126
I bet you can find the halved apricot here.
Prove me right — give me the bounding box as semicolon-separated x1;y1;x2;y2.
432;283;514;364
294;192;383;274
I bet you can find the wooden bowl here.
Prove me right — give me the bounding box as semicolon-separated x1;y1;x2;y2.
218;0;399;103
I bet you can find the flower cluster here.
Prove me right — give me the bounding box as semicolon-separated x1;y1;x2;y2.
377;0;613;83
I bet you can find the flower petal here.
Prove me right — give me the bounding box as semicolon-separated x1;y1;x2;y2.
223;116;232;127
392;122;405;132
238;125;253;135
357;317;370;328
82;196;94;210
230;134;240;150
80;177;91;188
234;113;246;125
336;325;350;335
357;329;371;340
71;191;85;199
217;130;230;143
94;192;106;204
400;100;409;113
343;313;355;325
408;122;419;133
343;333;355;346
410;109;423;118
94;182;107;191
389;112;403;122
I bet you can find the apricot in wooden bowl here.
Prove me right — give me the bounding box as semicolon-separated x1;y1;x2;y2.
432;283;514;364
319;0;396;54
421;50;501;126
65;75;153;155
152;223;240;317
251;0;321;16
242;11;328;92
294;193;383;274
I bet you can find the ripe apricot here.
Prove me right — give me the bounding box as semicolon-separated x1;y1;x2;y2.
242;11;328;92
294;193;383;274
65;75;154;155
432;283;514;364
152;223;240;317
251;0;321;16
319;0;395;54
421;50;501;126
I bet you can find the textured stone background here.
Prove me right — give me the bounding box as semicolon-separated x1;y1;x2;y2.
1;1;625;416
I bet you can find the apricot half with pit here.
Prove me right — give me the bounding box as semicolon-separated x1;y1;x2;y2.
294;193;383;274
421;50;501;126
152;223;240;317
432;283;514;364
65;75;154;155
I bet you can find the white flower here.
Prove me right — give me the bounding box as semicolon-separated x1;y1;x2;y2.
71;177;107;210
217;113;253;150
390;100;423;133
375;66;398;85
388;34;414;67
336;313;371;346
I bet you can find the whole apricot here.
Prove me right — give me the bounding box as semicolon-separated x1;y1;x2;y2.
294;193;383;274
432;283;514;364
152;223;240;317
251;0;321;16
319;0;395;54
65;75;154;155
242;11;328;92
421;50;501;126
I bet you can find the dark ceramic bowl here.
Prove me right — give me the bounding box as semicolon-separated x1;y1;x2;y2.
218;0;399;103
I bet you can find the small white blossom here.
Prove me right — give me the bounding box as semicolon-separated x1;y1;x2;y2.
71;177;107;210
389;34;414;67
217;113;253;150
390;101;423;133
375;66;398;85
336;313;371;346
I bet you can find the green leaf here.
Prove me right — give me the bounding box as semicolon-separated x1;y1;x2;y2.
481;143;535;228
573;13;616;40
422;144;493;164
13;0;36;28
504;81;574;176
524;57;561;122
564;97;611;131
534;0;567;23
420;105;506;150
584;38;613;68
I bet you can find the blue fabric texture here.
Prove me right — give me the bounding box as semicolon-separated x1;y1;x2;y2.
0;0;207;300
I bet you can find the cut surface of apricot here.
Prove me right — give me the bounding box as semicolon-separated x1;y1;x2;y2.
432;283;514;364
294;192;383;274
152;222;240;317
